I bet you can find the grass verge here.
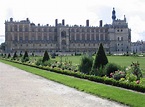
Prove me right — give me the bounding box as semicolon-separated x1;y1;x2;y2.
1;59;145;107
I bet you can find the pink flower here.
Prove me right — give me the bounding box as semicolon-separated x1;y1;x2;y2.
136;80;140;84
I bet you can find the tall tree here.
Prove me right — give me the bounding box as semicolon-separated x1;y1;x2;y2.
21;51;29;62
91;43;108;75
42;51;50;62
13;51;18;60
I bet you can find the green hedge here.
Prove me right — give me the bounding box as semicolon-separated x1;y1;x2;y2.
3;58;145;93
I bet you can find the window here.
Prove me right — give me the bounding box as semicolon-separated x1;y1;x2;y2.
96;34;99;40
14;25;17;31
82;34;85;40
121;37;123;41
87;34;90;40
91;34;94;40
44;35;47;40
19;26;23;32
76;34;80;40
25;26;29;32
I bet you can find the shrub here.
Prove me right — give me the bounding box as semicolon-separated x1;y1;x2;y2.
78;55;93;74
35;58;43;66
43;60;52;66
22;51;29;62
95;66;106;76
20;52;23;57
13;51;18;60
131;62;143;80
7;53;11;58
126;73;137;82
112;70;126;80
91;43;108;75
42;51;50;62
104;63;121;77
51;53;56;58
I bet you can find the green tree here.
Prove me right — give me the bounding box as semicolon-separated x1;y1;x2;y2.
13;51;18;60
42;51;50;62
22;51;29;62
91;43;108;75
7;53;11;58
79;55;93;74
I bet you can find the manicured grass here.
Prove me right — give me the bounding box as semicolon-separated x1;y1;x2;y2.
1;59;145;107
31;55;145;70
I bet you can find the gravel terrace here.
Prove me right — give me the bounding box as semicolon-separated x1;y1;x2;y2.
0;62;128;107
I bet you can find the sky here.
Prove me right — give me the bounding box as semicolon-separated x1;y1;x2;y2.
0;0;145;44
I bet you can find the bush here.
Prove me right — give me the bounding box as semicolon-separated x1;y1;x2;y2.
51;53;56;58
7;53;11;58
131;62;143;80
22;51;29;62
35;58;43;66
13;51;18;60
42;51;50;62
112;70;126;80
78;55;93;74
43;60;52;66
126;73;137;82
104;63;121;77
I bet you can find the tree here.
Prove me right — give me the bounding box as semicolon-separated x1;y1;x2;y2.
42;51;50;62
91;43;108;75
13;51;18;60
0;42;5;51
7;53;11;58
79;55;93;74
22;51;29;62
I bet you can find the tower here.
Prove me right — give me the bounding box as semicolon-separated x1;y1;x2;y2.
112;8;116;21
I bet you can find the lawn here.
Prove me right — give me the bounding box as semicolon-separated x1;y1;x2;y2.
30;55;145;76
52;55;145;69
0;59;145;107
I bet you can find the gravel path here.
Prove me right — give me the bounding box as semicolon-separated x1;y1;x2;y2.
0;62;127;107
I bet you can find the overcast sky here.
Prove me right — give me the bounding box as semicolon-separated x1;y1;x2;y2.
0;0;145;43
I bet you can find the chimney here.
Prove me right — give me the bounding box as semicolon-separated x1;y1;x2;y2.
86;20;89;27
62;19;65;26
99;20;103;27
55;19;58;26
10;18;13;22
26;18;29;22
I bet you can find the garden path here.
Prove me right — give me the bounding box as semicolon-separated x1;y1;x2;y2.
0;62;127;107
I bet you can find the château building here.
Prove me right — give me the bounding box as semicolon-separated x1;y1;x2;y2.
5;8;131;54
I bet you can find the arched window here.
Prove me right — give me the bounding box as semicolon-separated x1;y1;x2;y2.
61;31;66;37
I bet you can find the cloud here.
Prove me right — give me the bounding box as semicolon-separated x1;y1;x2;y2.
0;0;145;42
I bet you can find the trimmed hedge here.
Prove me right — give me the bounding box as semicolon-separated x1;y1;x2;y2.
3;58;145;93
